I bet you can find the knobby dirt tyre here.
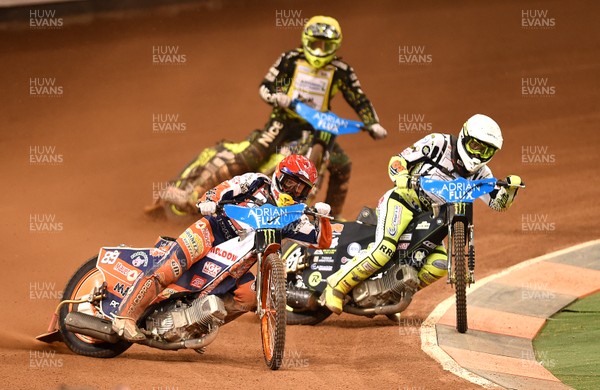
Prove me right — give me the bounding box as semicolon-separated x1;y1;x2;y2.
260;253;287;370
58;257;132;358
453;221;468;333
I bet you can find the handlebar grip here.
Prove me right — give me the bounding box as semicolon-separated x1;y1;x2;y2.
305;207;334;220
496;180;526;189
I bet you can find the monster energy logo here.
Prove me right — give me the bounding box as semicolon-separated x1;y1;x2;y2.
261;229;277;245
454;203;466;215
318;131;332;143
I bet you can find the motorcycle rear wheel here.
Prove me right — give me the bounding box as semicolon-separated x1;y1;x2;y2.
260;253;287;370
453;221;468;333
59;257;132;358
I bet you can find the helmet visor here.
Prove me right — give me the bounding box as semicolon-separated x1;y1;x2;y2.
465;138;497;160
306;38;338;57
279;169;313;200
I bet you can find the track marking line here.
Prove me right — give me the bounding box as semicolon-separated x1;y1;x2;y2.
420;239;600;389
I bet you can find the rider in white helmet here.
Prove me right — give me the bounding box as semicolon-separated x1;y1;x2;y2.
320;114;524;314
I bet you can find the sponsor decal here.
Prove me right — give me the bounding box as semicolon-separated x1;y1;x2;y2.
308;271;322;287
190;275;207;289
170;259;182;277
100;250;120;265
310;263;318;270
388;205;401;236
209;247;237;262
314;256;334;263
362;262;377;273
257;121;284;149
398;243;410;250
399;233;412;241
422;240;437;249
126;270;139;282
341;256;351;264
113;283;130;297
415;221;430;230
128;279;154;315
316;265;333;272
114;262;132;277
432;259;448;269
346;242;362;257
202;261;222;278
181;229;204;259
378;243;394;258
412;250;427;263
131;251;149;267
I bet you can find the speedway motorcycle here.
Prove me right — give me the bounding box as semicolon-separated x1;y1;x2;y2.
285;176;524;333
37;202;323;370
147;100;363;217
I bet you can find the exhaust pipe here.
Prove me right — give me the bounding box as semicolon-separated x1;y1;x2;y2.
343;293;414;316
64;312;119;343
137;329;220;351
65;312;220;350
287;288;321;311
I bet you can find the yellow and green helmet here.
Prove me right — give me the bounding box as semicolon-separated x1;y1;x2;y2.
301;16;342;68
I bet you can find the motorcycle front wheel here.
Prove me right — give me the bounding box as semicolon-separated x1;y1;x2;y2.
59;257;132;358
260;253;287;370
453;221;468;333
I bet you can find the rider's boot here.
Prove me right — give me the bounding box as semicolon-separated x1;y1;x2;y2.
112;274;160;342
112;245;191;342
319;252;379;314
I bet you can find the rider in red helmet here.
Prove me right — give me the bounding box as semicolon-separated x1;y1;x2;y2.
113;155;332;342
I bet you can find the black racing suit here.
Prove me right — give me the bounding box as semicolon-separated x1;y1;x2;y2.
201;48;381;218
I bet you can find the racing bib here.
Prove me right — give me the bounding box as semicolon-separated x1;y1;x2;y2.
288;59;335;111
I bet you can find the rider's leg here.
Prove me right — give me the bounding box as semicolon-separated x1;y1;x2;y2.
326;142;352;219
321;188;416;314
221;273;257;324
112;219;215;341
417;245;448;289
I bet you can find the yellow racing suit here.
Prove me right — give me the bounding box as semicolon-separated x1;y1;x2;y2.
322;133;521;314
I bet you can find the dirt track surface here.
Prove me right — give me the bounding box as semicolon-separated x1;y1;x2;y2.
1;0;599;389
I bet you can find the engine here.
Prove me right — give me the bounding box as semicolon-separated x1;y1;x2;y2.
351;263;420;308
144;295;227;342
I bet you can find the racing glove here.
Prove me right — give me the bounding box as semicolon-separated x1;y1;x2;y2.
490;175;523;211
366;123;387;140
197;201;217;216
314;202;331;216
270;93;291;108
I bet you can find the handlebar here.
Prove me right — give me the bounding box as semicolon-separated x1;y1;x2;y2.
496;180;526;189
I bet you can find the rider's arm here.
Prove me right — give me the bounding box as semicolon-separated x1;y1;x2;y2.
258;50;298;107
389;133;445;187
480;167;522;211
284;215;332;249
198;172;269;203
332;60;380;127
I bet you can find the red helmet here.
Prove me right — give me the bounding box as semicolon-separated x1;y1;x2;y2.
271;155;318;206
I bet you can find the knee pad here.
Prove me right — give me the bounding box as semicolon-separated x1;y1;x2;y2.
418;248;448;288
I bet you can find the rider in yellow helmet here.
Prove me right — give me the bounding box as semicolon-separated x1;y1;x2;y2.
182;16;387;219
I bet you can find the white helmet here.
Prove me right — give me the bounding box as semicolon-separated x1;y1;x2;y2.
457;114;503;173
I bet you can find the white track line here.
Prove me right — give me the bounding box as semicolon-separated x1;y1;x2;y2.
420;239;600;389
